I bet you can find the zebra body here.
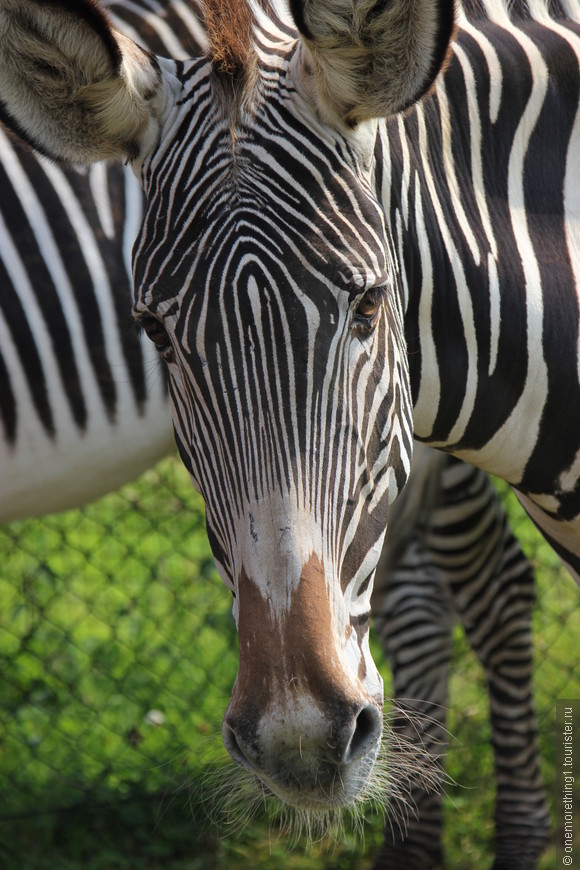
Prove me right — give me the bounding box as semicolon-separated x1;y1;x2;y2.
390;0;580;578
0;0;208;520
0;138;174;520
0;0;573;833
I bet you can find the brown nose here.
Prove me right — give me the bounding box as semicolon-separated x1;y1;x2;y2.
224;557;383;806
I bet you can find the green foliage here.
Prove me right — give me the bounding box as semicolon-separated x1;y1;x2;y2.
0;460;579;867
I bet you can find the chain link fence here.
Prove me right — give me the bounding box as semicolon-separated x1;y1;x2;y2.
1;457;579;868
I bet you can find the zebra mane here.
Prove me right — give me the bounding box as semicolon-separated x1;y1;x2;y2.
203;0;284;117
202;0;296;118
204;0;256;80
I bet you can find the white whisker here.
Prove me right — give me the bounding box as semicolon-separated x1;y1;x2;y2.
170;711;448;850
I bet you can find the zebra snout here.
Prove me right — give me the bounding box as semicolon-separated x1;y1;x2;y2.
222;697;383;807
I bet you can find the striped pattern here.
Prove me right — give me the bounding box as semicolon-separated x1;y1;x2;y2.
0;0;576;848
372;444;549;867
0;139;141;440
381;0;580;576
0;0;206;519
132;24;414;602
0;0;204;444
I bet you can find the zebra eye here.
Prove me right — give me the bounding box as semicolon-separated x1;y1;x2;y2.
140;315;174;362
354;287;384;329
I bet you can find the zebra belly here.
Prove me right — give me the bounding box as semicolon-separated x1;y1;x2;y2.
515;490;580;586
0;392;174;522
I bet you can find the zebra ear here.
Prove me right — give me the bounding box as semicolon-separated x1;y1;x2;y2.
0;0;165;164
289;0;456;124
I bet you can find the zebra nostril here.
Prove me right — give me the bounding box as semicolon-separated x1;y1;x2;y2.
222;721;258;772
344;703;382;763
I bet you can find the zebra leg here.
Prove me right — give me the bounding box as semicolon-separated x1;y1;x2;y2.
372;542;454;868
371;445;550;867
371;446;452;869
436;459;551;869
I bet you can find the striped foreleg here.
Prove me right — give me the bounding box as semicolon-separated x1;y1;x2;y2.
372;543;454;868
443;481;550;868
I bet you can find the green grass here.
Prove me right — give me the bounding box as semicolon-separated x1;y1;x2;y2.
0;458;579;868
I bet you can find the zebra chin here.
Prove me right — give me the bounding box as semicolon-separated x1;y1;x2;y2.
202;691;445;843
214;702;446;841
204;737;387;847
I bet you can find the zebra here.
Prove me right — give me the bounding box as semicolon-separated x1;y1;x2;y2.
0;5;549;866
0;140;547;867
0;0;572;849
0;131;175;521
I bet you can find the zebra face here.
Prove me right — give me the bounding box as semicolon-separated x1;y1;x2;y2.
132;64;413;808
0;0;453;818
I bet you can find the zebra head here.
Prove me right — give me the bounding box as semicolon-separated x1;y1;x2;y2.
0;0;454;813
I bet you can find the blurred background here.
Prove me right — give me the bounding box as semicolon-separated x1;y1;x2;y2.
1;456;579;869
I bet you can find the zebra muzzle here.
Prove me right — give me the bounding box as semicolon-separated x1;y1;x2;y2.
221;561;383;807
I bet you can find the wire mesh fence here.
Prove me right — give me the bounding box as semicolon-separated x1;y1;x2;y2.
0;456;579;868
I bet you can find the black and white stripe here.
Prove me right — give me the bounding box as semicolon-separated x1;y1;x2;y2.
0;137;142;440
382;0;580;578
0;0;207;519
372;443;549;868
